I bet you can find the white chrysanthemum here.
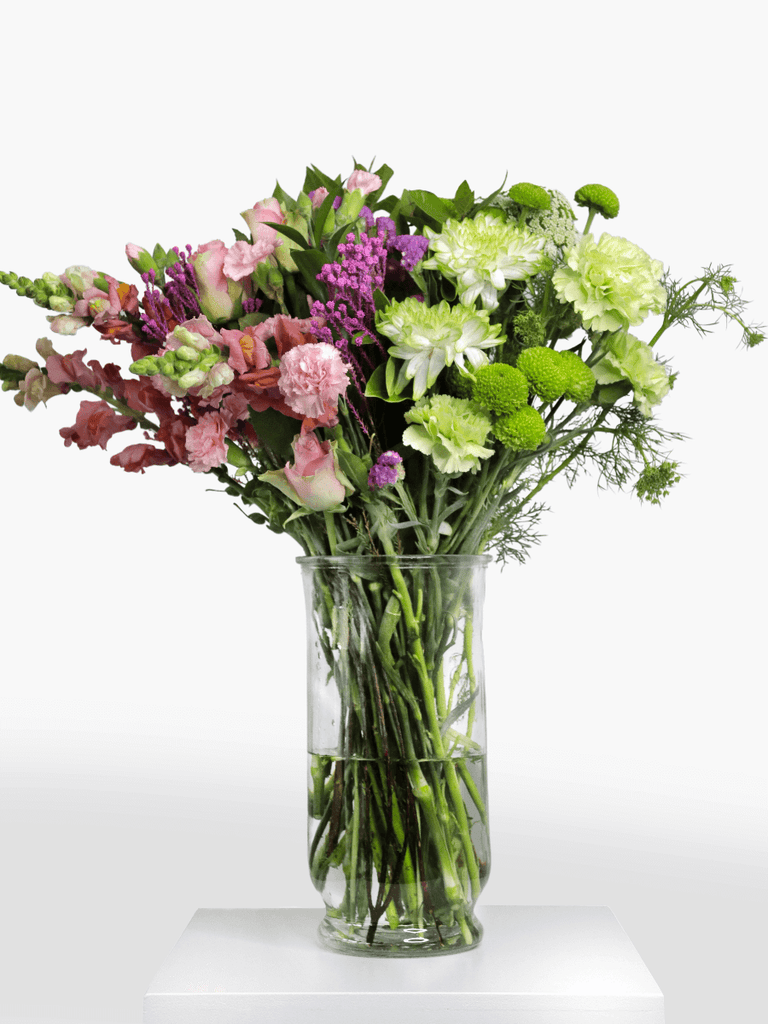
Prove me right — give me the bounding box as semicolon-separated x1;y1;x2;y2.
376;297;503;399
421;211;546;311
552;233;667;334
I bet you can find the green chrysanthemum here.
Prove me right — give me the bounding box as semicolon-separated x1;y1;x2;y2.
516;346;567;402
421;210;546;311
376;297;503;400
574;184;620;220
591;331;670;416
471;363;529;415
493;405;547;451
403;394;494;475
552;233;667;334
507;182;552;211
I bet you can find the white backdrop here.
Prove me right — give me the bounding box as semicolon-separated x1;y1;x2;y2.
1;3;766;1022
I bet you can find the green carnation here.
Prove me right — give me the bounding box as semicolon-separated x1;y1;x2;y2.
558;351;596;404
403;394;494;475
471;363;529;414
591;331;670;416
552;233;667;334
493;405;546;451
516;346;567;402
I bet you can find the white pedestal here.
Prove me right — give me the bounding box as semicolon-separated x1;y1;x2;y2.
143;905;664;1024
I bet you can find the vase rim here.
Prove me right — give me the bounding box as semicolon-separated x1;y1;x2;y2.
296;553;492;566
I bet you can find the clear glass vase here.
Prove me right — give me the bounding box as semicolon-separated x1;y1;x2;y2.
298;554;491;957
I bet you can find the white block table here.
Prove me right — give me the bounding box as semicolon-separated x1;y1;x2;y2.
144;905;664;1024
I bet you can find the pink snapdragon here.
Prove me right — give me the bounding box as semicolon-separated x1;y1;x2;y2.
277;342;350;421
60;400;135;450
345;170;382;195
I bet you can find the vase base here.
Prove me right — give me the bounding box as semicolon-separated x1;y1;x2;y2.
317;911;483;957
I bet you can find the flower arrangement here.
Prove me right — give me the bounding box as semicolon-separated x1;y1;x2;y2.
1;163;763;954
2;165;761;561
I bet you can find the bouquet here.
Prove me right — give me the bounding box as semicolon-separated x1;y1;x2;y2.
2;163;763;954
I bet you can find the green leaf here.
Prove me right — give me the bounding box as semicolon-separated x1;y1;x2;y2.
453;180;474;218
263;221;311;250
471;173;509;214
409;189;456;225
152;243;166;262
372;162;395;194
312;188;340;244
273;180;297;211
291;249;331;303
335;445;371;493
365;362;410;402
232;227;250;243
248;406;298;462
373;288;389;312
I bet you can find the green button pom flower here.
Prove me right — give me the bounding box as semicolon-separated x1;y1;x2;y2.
493;405;547;451
516;346;568;402
591;331;670;416
559;351;596;404
471;363;529;415
422;210;546;312
402;394;494;475
552;233;667;335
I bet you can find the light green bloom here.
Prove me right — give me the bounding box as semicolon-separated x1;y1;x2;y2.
553;233;666;334
421;211;546;311
376;297;503;399
403;394;494;475
591;331;670;416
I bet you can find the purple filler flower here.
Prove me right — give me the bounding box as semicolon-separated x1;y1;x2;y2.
368;450;404;489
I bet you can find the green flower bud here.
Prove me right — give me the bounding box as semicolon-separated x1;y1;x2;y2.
512;308;547;349
493;405;547;451
574;184;620;220
129;356;160;376
507;182;552;211
48;295;75;313
336;188;367;223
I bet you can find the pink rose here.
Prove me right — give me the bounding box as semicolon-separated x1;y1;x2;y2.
345;170;382;195
309;187;329;210
241;197;285;250
259;431;353;512
190;241;245;324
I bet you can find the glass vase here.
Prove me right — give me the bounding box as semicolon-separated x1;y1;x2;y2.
298;554;491;957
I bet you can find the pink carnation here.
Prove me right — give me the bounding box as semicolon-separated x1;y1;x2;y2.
277;343;350;420
185;411;229;473
223;238;276;281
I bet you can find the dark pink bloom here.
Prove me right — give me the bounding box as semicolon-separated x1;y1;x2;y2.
60;400;136;450
109;443;175;473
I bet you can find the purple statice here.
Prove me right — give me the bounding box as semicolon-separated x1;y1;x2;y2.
393;233;429;271
368;450;404;489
